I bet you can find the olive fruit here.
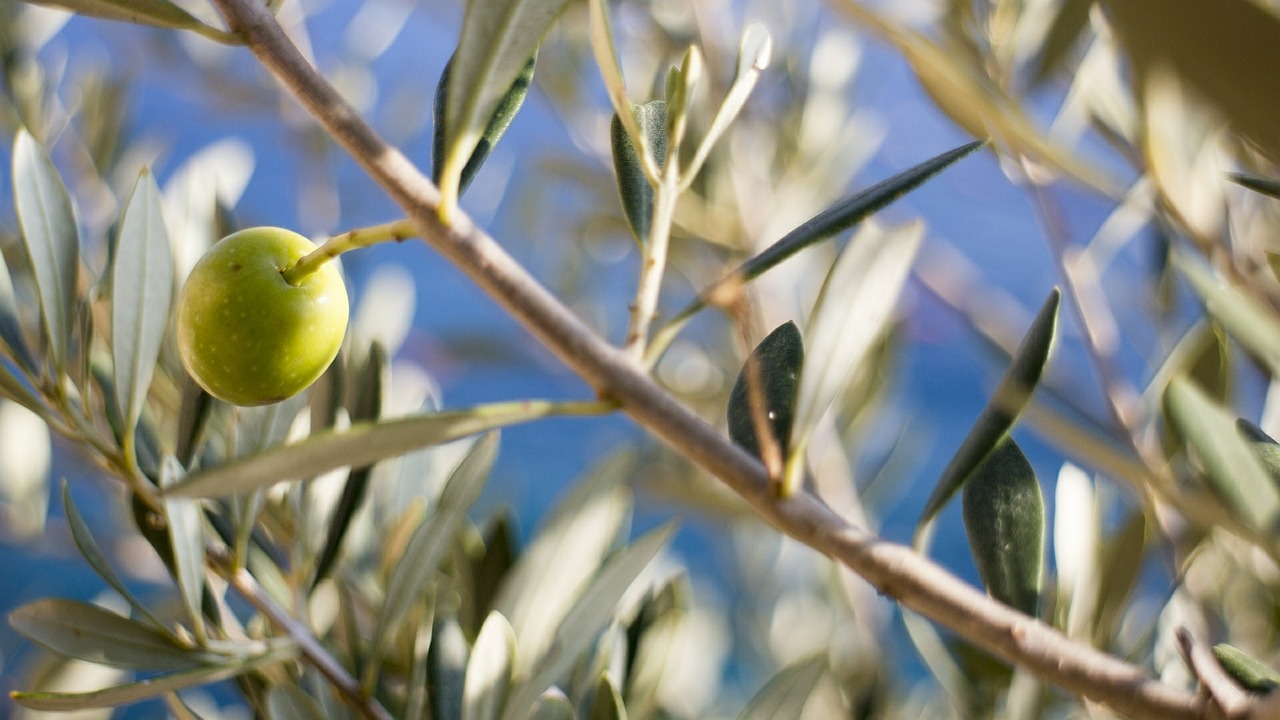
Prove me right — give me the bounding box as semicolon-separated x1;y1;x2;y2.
176;227;348;406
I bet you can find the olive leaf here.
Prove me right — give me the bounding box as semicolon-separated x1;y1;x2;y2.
737;656;826;720
525;690;574;720
266;683;327;720
13;130;80;374
587;673;627;720
433;53;537;198
462;611;517;720
611;101;668;243
429;608;470;720
112;168;174;441
1213;644;1280;693
1175;253;1280;375
726;322;803;461
1236;418;1280;488
161;456;208;642
0;248;34;373
916;288;1059;539
9;598;215;671
1229;171;1280;201
961;438;1045;617
18;0;239;41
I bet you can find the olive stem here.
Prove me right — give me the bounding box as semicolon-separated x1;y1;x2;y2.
281;218;417;285
623;171;679;360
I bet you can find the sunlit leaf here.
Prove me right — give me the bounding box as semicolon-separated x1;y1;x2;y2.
161;456;207;642
11;646;295;711
611;101;667;243
167;399;601;498
434;53;537;197
9;598;213;671
20;0;233;37
1176;254;1280;375
726;322;803;460
737;656;825;720
962;439;1045;617
438;0;567;212
1213;644;1280;693
267;683;327;720
525;690;574;720
463;611;516;720
1165;377;1280;534
13;129;79;373
787;221;923;495
372;433;497;673
917;289;1059;535
112;168;174;439
587;673;625;720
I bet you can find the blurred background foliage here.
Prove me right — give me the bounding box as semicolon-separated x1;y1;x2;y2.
3;0;1280;717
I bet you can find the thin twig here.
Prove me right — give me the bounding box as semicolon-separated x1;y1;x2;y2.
1177;628;1250;719
205;0;1219;716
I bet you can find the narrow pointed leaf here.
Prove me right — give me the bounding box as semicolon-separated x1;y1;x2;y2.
1176;254;1280;374
1229;172;1280;201
737;656;825;720
112;169;174;436
0;365;44;415
13;130;79;372
961;439;1045;616
372;433;497;669
463;611;517;720
1237;418;1280;488
161;456;207;640
11;646;295;711
587;674;626;720
611;101;667;243
175;379;213;468
434;53;536;198
1164;377;1280;534
267;683;327;720
0;249;34;371
9;598;214;671
21;0;229;34
917;289;1059;532
430;609;470;720
439;0;568;207
726;322;803;459
1213;644;1280;693
167;399;598;498
788;221;923;494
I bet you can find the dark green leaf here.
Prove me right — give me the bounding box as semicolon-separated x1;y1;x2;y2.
9;598;214;671
727;322;803;459
917;289;1060;535
471;513;518;624
1165;378;1280;534
0;249;34;372
1229;172;1280;200
462;611;516;720
1213;644;1280;693
737;656;825;720
175;378;213;468
13;129;79;373
961;439;1045;616
112;168;174;437
429;609;470;720
587;673;626;720
433;53;537;197
611;101;668;243
312;342;387;588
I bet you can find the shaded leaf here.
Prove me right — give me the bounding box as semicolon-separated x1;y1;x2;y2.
1229;172;1280;201
611;101;667;243
1213;644;1280;693
463;611;517;720
267;683;327;720
167;399;595;498
917;289;1059;535
434;53;537;197
788;221;923;495
470;513;518;624
112;168;174;438
372;433;498;672
13;129;79;372
161;456;207;641
438;0;568;210
1165;377;1280;534
727;322;803;460
1028;0;1095;86
587;673;626;720
1237;418;1280;489
21;0;232;36
737;656;825;720
9;598;213;671
0;248;34;372
962;439;1045;616
0;362;45;415
1176;254;1280;375
1093;511;1146;646
430;609;470;720
11;645;295;711
175;378;213;468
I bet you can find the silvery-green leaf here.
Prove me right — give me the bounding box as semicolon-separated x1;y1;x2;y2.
9;598;214;671
1237;418;1280;489
434;53;536;198
917;289;1060;535
726;322;803;460
371;433;497;673
0;365;43;415
524;690;574;720
438;0;569;208
430;608;470;720
737;656;825;720
463;611;516;720
1213;644;1280;693
683;24;771;180
0;249;34;371
1176;254;1280;374
13;129;79;372
492;453;632;670
1164;377;1280;534
787;221;923;495
11;645;295;711
20;0;231;36
267;683;327;720
112;168;173;438
961;439;1045;617
167;399;597;498
502;526;672;720
161;456;207;641
611;101;667;244
587;674;625;720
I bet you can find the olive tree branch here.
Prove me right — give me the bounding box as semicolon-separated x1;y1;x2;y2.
205;1;1228;717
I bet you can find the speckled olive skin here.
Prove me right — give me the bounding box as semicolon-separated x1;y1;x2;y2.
176;227;348;406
